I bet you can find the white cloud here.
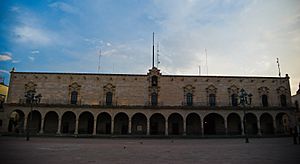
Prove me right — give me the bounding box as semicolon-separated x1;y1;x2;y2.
14;26;52;45
49;2;78;14
28;56;35;61
0;52;12;61
0;70;10;75
31;50;40;54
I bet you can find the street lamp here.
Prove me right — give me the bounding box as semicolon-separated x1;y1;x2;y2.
25;90;42;141
239;88;252;143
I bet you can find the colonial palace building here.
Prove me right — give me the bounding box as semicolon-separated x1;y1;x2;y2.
0;67;295;137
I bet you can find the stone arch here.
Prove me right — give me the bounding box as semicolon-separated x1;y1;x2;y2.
203;113;225;135
43;111;58;134
27;110;42;134
96;112;111;134
131;113;147;135
114;112;129;135
275;112;289;134
227;113;242;135
8;109;25;133
186;113;201;135
260;113;274;135
78;111;94;134
61;111;76;134
168;113;184;135
150;113;165;135
245;113;258;135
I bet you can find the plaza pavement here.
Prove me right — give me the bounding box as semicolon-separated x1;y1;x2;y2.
0;137;299;164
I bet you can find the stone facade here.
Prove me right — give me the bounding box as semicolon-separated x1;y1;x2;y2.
0;68;295;136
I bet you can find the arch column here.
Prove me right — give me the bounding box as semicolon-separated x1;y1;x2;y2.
128;119;132;134
224;118;228;135
146;119;150;135
93;119;97;135
56;118;61;134
201;120;204;136
241;118;245;135
111;120;114;134
183;117;186;136
165;120;168;136
39;119;44;134
74;119;79;135
24;117;28;132
273;119;277;134
257;119;262;136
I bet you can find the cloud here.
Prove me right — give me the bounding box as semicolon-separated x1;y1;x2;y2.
49;2;78;14
0;70;10;75
28;56;35;61
31;50;40;54
14;26;52;45
0;52;12;61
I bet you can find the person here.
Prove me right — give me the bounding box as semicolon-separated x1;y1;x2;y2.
292;126;297;144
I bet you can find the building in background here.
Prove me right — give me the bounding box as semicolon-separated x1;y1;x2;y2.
291;83;300;133
0;67;295;137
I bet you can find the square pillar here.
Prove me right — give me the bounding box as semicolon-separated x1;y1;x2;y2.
128;119;132;134
201;121;204;136
147;119;150;135
165;120;168;136
183;119;186;136
111;120;114;134
56;118;61;134
93;119;97;135
257;119;262;136
39;119;44;134
74;119;79;135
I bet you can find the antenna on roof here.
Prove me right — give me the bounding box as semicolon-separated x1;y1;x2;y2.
98;49;101;73
157;42;160;68
199;59;201;76
152;32;155;68
205;48;208;75
277;58;281;77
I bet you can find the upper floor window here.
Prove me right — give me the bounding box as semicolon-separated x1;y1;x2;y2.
151;92;158;106
231;94;238;107
209;94;216;107
186;93;193;106
152;76;158;86
262;95;268;107
280;94;287;107
70;91;78;104
106;92;113;106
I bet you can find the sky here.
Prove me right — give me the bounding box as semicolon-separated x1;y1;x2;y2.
0;0;300;94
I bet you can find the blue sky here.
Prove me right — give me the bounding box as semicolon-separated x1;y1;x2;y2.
1;0;300;94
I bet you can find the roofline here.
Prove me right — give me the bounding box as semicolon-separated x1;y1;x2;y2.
11;71;289;79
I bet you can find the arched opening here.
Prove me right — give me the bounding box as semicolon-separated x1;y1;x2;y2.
27;110;42;134
245;113;258;135
151;93;158;106
168;113;183;135
186;113;201;135
131;113;147;135
70;91;78;104
231;94;238;107
61;111;76;134
280;95;287;107
114;113;129;135
106;92;113;106
186;93;193;106
8;110;25;133
260;113;274;135
276;112;289;134
150;113;165;135
96;112;111;134
43;111;58;134
227;113;242;135
209;94;216;107
78;112;94;134
204;113;225;135
262;95;268;107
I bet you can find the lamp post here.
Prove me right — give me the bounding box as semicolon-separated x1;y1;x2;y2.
239;88;252;143
25;90;42;141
